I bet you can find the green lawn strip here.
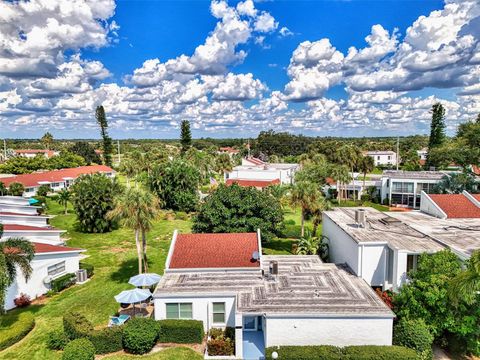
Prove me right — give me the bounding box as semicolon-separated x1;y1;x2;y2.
103;347;203;360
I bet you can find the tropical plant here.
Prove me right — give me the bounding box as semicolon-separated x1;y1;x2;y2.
56;189;71;215
36;184;51;197
449;250;480;305
8;182;24;196
330;165;350;202
70;174;121;233
311;198;332;236
41;132;54;150
335;145;360;200
96;105;113;167
0;182;6;196
193;184;283;242
290;181;322;237
433;173;478;194
107;186;159;273
426;102;446;169
69;141;101;165
180;120;192;154
296;230;329;261
214;153;233;174
0;225;35;313
358;155;375;187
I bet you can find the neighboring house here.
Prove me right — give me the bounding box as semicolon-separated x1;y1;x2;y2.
3;242;84;310
0;196;31;206
324;173;381;201
154;231;394;359
225;157;299;186
0;165;115;197
13;149;58;159
0;202;40;215
1;224;65;245
417;148;428;162
218;147;240;158
380;170;448;208
225;178;280;190
420;191;480;219
364;151;397;167
0;211;51;227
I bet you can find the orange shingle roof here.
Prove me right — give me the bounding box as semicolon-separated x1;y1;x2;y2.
169;233;260;269
225;178;280;188
429;194;480;218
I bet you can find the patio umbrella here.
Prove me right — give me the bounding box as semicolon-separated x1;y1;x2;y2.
29;198;39;205
114;288;151;315
128;273;162;287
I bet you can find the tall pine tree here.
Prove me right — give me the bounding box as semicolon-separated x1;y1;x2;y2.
180;120;192;154
96;105;113;167
426;102;446;170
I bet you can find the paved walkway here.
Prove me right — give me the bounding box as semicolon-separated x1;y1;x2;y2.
243;331;265;360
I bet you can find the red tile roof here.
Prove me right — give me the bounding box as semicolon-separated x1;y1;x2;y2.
0;165;114;188
3;224;59;231
472;165;480;176
473;194;480;201
225;178;280;188
33;242;82;254
219;147;239;154
428;194;480;218
169;233;260;269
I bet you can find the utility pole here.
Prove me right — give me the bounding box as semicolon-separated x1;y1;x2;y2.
3;139;6;160
396;136;400;171
117;140;121;164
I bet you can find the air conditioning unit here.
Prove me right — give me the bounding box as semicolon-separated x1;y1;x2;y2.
76;269;88;283
43;275;52;285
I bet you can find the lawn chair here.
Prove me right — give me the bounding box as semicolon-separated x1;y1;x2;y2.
108;314;130;327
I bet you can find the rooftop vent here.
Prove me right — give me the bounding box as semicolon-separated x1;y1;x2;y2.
355;209;366;228
269;260;278;276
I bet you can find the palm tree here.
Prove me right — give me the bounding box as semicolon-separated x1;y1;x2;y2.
330;165;350;203
359;155;375;188
107;187;159;274
0;224;35;313
290;181;321;237
335;145;360;200
56;189;71;215
449;250;480;305
311;198;332;237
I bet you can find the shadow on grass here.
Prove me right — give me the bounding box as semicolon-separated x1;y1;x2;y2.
263;238;295;255
1;305;44;326
109;258;139;283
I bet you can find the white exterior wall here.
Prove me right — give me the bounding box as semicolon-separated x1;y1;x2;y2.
0;196;30;206
154;295;236;331
1;231;64;245
265;316;393;347
361;244;388;287
5;252;81;310
393;251;408;291
366;153;397;167
0;204;39;215
322;215;360;274
0;215;49;227
419;192;447;219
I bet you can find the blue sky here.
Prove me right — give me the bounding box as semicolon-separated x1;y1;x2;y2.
1;0;479;139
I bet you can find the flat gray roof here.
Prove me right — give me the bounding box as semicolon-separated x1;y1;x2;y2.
323;207;445;253
154;255;394;317
382;170;447;180
388;212;480;259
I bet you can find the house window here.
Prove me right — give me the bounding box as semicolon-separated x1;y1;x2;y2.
406;255;418;274
165;303;192;319
377;156;380;160
51;182;60;187
48;261;65;276
212;302;225;323
388;156;391;160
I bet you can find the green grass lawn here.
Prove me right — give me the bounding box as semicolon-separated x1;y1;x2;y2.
0;200;192;360
103;347;202;360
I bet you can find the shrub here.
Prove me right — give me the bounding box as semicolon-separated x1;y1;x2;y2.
63;312;94;340
284;219;296;225
207;337;234;356
51;273;76;292
46;329;69;350
37;184;51;197
343;345;418;360
360;194;371;202
158;319;204;344
225;326;235;341
0;312;35;351
208;327;224;340
13;293;31;308
394;318;434;360
88;327;123;354
80;262;94;278
8;182;24;196
62;338;95;360
265;345;343;360
175;211;189;220
122;318;159;354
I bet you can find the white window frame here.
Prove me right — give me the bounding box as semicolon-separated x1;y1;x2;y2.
212;302;226;325
48;261;66;277
165;302;193;319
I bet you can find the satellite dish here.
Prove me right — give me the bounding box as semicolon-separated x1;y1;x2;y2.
252;251;260;261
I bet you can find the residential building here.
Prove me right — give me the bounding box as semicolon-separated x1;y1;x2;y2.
154;231;394;359
225;157;299;186
0;202;40;215
0;195;31;206
364;151;397;167
1;224;65;245
225;178;280;190
0;165;115;197
380;170;448;208
218;147;240;158
0;211;51;227
417;148;428;162
13;149;58;159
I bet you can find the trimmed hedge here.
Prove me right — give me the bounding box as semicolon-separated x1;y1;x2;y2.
62;338;95;360
207;337;235;356
51;273;76;292
46;329;70;350
0;312;35;351
63;312;93;340
88;327;123;354
79;262;94;278
158;319;204;344
122;318;160;355
265;345;419;360
393;318;433;360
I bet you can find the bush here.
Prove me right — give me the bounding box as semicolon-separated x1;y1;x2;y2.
175;211;189;220
62;338;95;360
37;184;51;197
208;327;224;340
207;337;235;356
88;327;123;354
284;219;296;225
51;273;76;292
13;293;31;308
0;312;35;351
80;262;94;278
46;329;70;350
158;319;204;344
122;318;159;354
360;194;371;202
63;312;94;340
394;318;434;360
265;345;418;360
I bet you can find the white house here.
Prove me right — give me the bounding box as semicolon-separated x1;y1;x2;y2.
4;242;83;310
1;224;65;245
364;151;397;167
225;157;299;186
380;170;448;208
0;196;31;206
13;149;58;159
0;211;51;227
417;148;428;162
0;202;40;215
0;165;115;197
323;207;445;291
154;231;394;359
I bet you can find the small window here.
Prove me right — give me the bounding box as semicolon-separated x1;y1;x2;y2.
406;255;417;274
212;302;225;323
165;303;192;319
48;261;65;276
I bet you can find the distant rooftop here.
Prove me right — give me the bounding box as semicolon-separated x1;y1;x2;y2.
428;193;480;219
156;255;394;317
323;207;444;253
225;178;280;188
382;170;448;180
365;150;396;155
